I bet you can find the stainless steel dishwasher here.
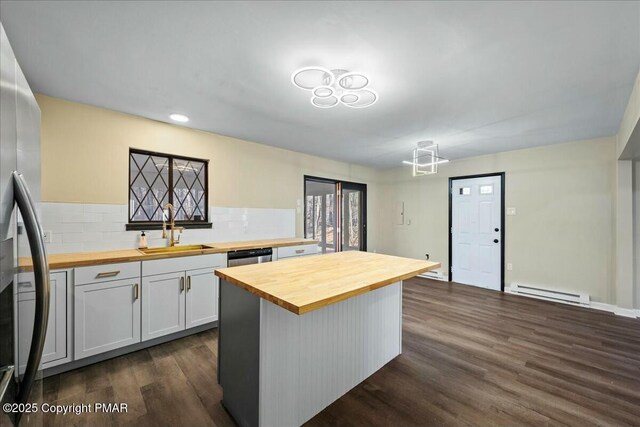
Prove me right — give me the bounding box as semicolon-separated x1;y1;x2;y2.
227;247;273;267
219;247;272;391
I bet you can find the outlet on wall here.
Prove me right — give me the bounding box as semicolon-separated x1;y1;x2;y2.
43;230;52;243
507;263;513;271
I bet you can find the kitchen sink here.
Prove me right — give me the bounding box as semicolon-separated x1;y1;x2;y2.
140;244;216;254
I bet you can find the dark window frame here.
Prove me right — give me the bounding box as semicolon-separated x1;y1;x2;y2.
126;148;211;231
303;175;367;252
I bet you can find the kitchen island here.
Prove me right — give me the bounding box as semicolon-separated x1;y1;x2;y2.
215;251;440;427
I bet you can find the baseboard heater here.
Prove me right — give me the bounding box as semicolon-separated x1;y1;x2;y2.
419;270;447;281
508;283;589;306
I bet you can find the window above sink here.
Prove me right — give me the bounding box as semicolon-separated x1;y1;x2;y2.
126;148;212;230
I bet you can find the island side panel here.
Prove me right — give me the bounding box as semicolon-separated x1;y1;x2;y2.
219;279;261;427
259;281;403;427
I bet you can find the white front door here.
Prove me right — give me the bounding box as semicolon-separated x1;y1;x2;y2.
451;175;502;290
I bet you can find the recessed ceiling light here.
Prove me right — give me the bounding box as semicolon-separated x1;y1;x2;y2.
169;113;189;123
291;67;377;109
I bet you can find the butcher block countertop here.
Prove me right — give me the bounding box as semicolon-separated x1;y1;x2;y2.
215;251;440;315
19;238;318;271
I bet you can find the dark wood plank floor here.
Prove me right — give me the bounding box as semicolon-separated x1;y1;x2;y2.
41;278;640;427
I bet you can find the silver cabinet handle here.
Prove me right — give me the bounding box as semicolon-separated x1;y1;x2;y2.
180;277;185;292
134;283;139;300
295;249;304;254
96;270;120;278
187;276;191;291
12;172;50;410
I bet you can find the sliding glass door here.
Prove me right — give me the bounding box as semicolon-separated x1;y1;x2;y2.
341;182;366;251
304;176;366;253
304;179;338;253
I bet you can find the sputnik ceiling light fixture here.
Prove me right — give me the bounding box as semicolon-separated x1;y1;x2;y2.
402;141;449;176
291;67;378;108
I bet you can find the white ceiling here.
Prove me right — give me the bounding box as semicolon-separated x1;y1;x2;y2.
1;1;639;167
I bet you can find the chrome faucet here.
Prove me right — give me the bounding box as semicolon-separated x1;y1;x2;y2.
162;203;184;246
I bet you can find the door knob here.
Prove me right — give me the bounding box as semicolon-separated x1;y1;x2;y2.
494;239;499;243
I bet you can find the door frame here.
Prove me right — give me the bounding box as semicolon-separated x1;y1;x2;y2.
448;172;505;291
303;175;367;251
340;180;367;251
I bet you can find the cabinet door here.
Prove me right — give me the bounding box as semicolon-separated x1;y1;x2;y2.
186;268;218;328
276;244;318;259
18;272;67;373
141;272;185;341
74;278;141;359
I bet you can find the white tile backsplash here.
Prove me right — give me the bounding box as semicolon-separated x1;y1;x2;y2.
61;212;86;223
39;202;295;254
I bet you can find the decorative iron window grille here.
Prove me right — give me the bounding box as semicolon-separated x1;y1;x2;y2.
128;148;209;228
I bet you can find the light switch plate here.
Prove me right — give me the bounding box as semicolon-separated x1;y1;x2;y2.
507;263;513;271
506;207;516;216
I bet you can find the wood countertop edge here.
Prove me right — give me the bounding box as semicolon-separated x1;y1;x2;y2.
215;272;302;314
19;238;319;271
215;262;441;315
214;240;319;250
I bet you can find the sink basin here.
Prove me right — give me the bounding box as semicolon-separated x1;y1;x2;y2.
140;244;216;255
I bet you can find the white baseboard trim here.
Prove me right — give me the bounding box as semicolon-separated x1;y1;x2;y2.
508;283;589;305
590;302;640;319
419;280;639;319
505;285;639;319
417;271;449;281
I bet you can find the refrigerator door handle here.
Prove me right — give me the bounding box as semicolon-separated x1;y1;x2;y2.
12;171;50;410
0;365;14;403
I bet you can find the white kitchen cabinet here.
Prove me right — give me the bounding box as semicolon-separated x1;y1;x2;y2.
18;271;68;373
276;244;318;259
75;261;140;285
74;278;141;359
142;253;225;276
141;272;185;341
186;267;219;328
141;255;224;339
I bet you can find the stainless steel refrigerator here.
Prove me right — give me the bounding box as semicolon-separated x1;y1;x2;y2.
0;23;50;427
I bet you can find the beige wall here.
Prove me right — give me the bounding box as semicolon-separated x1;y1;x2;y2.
36;94;381;249
615;160;635;309
38;94;623;305
377;137;617;304
614;68;640;310
635;160;640;309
